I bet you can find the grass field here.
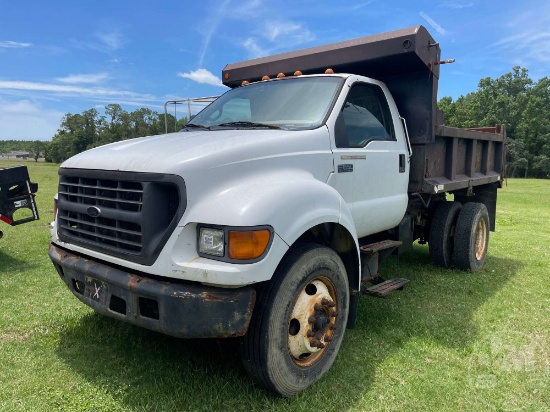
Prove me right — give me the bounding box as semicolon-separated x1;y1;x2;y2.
0;160;548;411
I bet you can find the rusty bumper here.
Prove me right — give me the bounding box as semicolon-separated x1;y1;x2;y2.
48;243;256;338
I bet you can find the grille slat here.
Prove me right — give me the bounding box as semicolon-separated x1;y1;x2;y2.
60;183;143;194
58;191;144;206
59;216;142;236
57;170;184;265
59;224;143;248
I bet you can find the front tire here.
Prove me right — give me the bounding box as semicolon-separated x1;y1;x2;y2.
240;243;349;397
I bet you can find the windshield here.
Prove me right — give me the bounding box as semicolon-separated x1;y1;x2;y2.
187;76;343;130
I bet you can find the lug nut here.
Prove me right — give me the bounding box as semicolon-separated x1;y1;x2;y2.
308;316;315;324
306;330;315;337
328;301;336;308
317;342;325;349
314;303;322;311
314;331;324;340
324;334;333;342
330;309;338;317
329;324;336;331
321;298;330;306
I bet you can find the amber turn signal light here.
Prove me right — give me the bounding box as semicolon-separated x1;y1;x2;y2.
228;230;270;260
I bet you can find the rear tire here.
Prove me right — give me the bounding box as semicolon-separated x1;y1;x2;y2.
240;243;349;397
429;201;462;268
452;202;490;271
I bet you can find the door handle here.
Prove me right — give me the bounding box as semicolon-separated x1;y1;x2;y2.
399;154;406;173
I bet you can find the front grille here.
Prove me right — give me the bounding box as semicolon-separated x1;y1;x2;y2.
57;169;186;265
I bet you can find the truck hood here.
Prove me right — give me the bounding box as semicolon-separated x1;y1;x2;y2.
61;128;331;175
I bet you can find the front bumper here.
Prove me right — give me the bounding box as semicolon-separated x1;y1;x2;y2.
49;243;256;338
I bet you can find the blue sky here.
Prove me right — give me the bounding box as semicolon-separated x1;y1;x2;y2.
1;0;549;140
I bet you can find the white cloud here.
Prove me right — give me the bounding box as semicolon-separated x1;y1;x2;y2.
264;20;315;44
241;20;315;59
96;30;124;51
420;12;447;35
242;38;267;58
492;31;550;63
352;1;375;10
0;98;63;140
0;40;33;48
442;1;474;8
198;0;231;67
56;73;110;84
264;21;301;42
177;69;226;87
490;7;550;65
0;80;159;105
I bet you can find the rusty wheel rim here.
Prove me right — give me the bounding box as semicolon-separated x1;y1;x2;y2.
287;276;338;367
474;218;487;261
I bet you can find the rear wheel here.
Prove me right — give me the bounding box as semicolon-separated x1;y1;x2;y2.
429;201;462;268
452;202;490;271
240;243;349;397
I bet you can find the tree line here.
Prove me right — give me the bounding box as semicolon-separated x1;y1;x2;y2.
0;140;48;161
45;104;187;163
438;67;550;178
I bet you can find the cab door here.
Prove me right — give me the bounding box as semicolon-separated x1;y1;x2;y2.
329;79;409;238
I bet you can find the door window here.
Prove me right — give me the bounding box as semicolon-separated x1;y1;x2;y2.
340;83;395;148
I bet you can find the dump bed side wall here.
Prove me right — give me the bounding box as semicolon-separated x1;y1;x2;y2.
410;124;506;195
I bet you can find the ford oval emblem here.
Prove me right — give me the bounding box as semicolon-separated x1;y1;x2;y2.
87;206;101;218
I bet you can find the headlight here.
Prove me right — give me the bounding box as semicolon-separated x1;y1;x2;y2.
198;227;225;257
197;225;272;262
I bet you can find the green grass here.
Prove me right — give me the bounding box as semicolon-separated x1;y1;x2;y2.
1;160;549;411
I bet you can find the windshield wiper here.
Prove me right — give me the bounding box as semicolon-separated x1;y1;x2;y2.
184;123;210;130
215;121;281;129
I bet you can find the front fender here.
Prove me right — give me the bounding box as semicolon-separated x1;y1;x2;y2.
181;169;361;287
184;169;344;244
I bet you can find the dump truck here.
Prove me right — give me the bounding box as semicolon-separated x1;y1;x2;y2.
48;25;506;396
0;165;39;239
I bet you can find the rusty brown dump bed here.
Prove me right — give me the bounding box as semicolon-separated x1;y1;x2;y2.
222;25;506;195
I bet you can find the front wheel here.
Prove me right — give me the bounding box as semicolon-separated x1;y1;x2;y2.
240;243;349;397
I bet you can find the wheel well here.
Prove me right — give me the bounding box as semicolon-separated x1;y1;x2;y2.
294;223;359;292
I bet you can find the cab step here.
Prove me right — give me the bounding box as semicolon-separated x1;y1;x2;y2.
360;239;402;255
360;240;402;282
363;278;410;298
